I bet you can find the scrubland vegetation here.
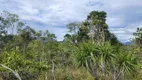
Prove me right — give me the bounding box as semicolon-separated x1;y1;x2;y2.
0;11;142;80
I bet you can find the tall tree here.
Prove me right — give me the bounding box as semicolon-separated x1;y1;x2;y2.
87;11;108;43
19;26;36;53
66;11;120;45
133;28;142;59
0;11;24;50
0;11;24;34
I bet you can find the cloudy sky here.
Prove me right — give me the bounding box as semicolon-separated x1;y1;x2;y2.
0;0;142;43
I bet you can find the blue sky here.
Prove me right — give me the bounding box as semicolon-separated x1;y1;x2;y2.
0;0;142;42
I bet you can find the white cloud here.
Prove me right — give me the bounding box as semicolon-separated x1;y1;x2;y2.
109;22;142;42
0;0;142;41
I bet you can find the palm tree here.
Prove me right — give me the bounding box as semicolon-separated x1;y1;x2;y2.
76;41;115;80
98;42;115;80
115;50;140;80
76;41;140;80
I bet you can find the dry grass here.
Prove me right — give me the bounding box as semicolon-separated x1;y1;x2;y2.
37;68;94;80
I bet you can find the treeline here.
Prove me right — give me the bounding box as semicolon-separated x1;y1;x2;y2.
0;11;141;80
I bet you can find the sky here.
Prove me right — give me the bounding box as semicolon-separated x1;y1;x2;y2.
0;0;142;43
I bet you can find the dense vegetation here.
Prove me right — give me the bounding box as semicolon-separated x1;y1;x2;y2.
0;11;141;80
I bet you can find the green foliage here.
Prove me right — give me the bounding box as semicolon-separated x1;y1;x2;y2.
76;41;140;79
66;10;121;45
133;28;142;45
0;10;141;80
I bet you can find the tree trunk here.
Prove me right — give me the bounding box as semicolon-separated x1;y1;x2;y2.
116;69;122;80
23;43;26;54
85;60;99;80
94;63;99;80
45;72;48;80
111;65;116;80
52;61;56;80
140;46;142;62
0;64;22;80
102;63;106;80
